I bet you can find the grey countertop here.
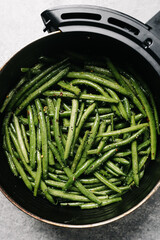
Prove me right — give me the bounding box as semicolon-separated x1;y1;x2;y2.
1;0;160;239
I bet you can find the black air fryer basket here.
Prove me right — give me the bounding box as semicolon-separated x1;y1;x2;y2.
0;5;160;227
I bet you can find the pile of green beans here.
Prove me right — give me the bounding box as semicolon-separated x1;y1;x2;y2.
1;54;159;209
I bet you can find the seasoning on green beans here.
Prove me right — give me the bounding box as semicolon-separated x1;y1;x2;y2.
2;53;157;209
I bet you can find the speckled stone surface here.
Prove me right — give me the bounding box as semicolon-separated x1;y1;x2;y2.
1;1;160;239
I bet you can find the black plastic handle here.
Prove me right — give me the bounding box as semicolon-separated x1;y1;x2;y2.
41;5;149;35
147;11;160;39
41;5;160;61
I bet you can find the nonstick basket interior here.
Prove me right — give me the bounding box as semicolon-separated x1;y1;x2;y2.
0;31;160;227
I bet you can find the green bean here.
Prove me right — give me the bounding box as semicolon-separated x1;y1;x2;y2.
31;104;38;126
48;188;97;202
76;101;85;126
63;158;95;191
63;103;71;111
53;98;64;161
104;166;119;177
86;149;117;174
64;99;79;161
99;169;113;178
46;180;79;192
84;65;113;77
9;128;26;162
102;127;146;153
8;123;54;202
49;149;55;166
15;67;69;115
5;151;18;176
58;80;81;96
123;97;131;120
130;114;139;186
48;140;65;168
77;113;100;169
95;120;107;145
13;114;29;163
94;172;122;193
5;125;32;191
27;105;36;169
44;90;75;98
106;58;146;116
37;125;41;151
112;157;130;165
139;152;150;171
60;202;84;207
81;94;118;103
96;125;111;154
8;65;55;111
129;76;156;160
21;124;30;152
33;150;42;196
106;161;126;176
96;108;112;114
47;174;64;182
16;60;69;108
80;178;100;184
67;72;129;96
64;167;102;205
71;130;89;173
88;113;114;122
71;103;96;154
60;127;67;146
139;147;151;155
46;97;55;116
59;111;71;117
43;90;118;103
138;139;150;151
71;79;112;99
97;123;148;138
35;99;48;179
0;76;27;113
10;123;16;135
19;116;28;125
48;140;101;204
106;88;128;121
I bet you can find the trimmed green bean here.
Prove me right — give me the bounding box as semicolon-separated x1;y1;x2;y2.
131;114;139;186
102;127;146;153
58;80;81;96
35;99;48;179
33;150;42;196
21;123;30;152
97;123;149;138
94;172;122;193
53;98;64;161
5;151;18;176
27;105;36;169
64;99;79;161
71;103;96;154
85;149;117;174
15;67;69;115
67;72;129;96
129;75;156;160
71;130;89;173
13;114;29;163
106;161;126;176
106;88;128;121
77;113;100;169
63;158;95;191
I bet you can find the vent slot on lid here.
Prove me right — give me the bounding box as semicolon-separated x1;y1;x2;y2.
61;12;101;21
108;17;140;35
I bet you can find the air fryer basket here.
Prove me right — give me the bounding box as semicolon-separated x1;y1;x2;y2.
0;6;160;227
